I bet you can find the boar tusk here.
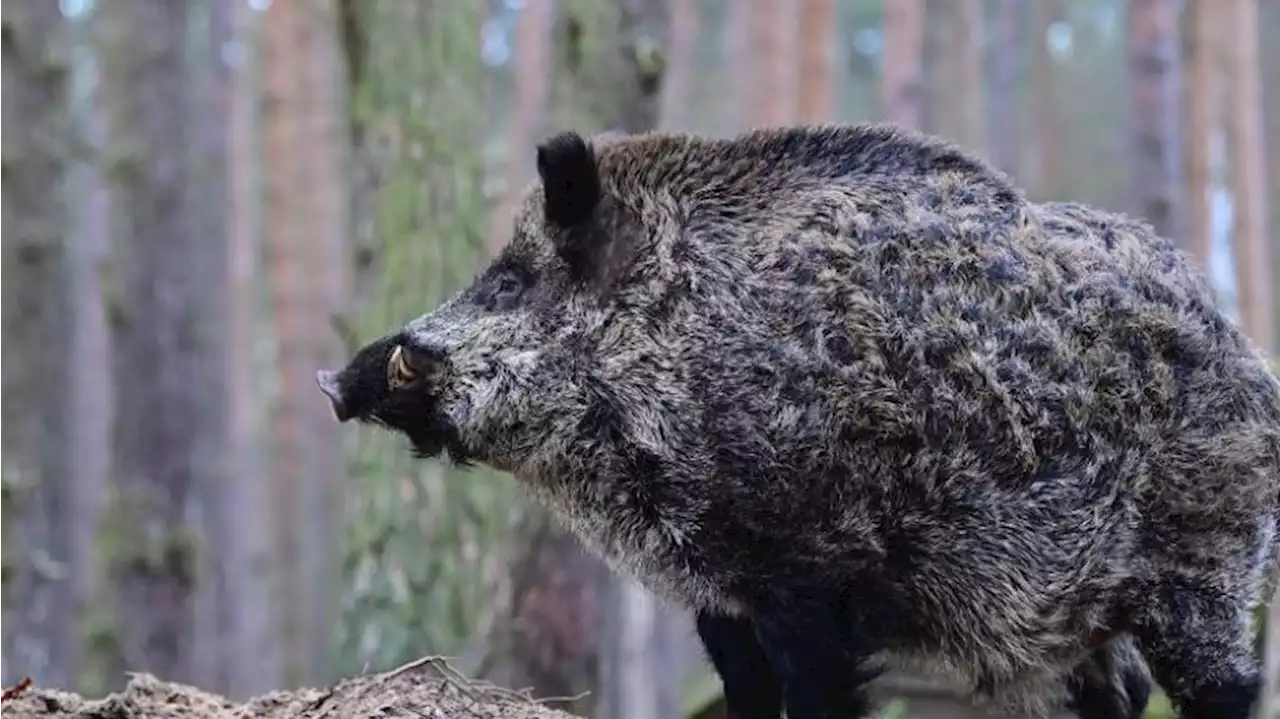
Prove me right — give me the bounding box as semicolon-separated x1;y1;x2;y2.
387;344;418;386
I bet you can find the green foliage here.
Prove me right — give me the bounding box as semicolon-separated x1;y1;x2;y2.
76;600;126;697
876;699;910;719
335;1;519;677
1144;691;1175;718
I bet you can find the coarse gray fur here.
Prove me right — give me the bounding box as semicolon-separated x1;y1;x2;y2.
317;123;1280;718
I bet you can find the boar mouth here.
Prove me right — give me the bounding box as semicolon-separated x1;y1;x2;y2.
405;419;476;465
314;363;477;466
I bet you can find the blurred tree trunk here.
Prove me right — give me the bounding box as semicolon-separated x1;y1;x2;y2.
487;0;554;254
187;0;278;699
1183;0;1220;270
1127;0;1184;244
337;0;502;679
988;0;1024;177
747;0;797;126
475;515;610;716
229;0;279;698
881;0;925;130
721;0;752;131
0;0;78;689
64;9;114;695
263;0;350;688
659;0;698;130
933;0;984;153
473;3;676;717
95;0;229;685
231;3;280;698
189;0;231;694
589;4;681;717
1030;0;1064;199
1265;0;1280;351
1224;0;1271;352
919;0;943;136
796;0;835;123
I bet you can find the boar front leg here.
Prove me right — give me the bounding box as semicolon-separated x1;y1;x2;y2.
1065;636;1152;719
750;590;884;719
696;611;784;719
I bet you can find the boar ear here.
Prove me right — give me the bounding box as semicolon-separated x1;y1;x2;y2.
537;131;601;229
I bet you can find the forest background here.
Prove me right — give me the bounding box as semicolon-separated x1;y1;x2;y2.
3;0;1279;717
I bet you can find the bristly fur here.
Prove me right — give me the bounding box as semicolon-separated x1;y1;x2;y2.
319;123;1280;719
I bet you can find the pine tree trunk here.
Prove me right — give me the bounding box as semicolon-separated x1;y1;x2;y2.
988;0;1025;177
185;0;278;699
748;0;797;126
1;0;78;689
1183;0;1221;270
473;3;678;717
63;10;115;695
1264;0;1280;351
1127;0;1184;243
1225;0;1271;352
722;0;753;131
658;0;698;130
932;0;984;153
796;0;835;123
1031;0;1064;199
338;0;504;679
227;0;279;698
487;0;554;254
953;0;985;154
263;0;350;688
881;0;925;130
597;4;685;717
95;0;228;685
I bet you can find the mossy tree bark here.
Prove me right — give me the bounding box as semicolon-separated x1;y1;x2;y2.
1028;0;1065;202
658;0;698;131
1;0;79;690
334;0;510;679
746;0;797;126
1127;0;1185;244
1265;0;1280;354
487;0;555;255
471;3;678;716
187;0;278;699
262;0;352;688
94;0;230;686
988;0;1026;179
1224;0;1271;352
931;0;984;154
1182;0;1221;270
62;6;114;696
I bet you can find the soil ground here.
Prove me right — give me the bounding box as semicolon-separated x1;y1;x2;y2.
2;657;582;719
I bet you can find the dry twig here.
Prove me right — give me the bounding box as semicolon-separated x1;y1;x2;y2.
374;654;591;713
1;677;33;703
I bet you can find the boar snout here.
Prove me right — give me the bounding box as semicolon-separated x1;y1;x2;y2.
315;369;352;422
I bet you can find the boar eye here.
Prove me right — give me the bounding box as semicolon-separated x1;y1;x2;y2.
490;271;527;311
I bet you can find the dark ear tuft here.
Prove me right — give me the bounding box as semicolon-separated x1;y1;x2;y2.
536;132;601;228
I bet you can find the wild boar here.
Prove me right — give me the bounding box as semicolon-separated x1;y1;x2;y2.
317;123;1280;719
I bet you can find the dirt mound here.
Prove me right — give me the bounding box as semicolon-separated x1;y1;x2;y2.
3;657;583;719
